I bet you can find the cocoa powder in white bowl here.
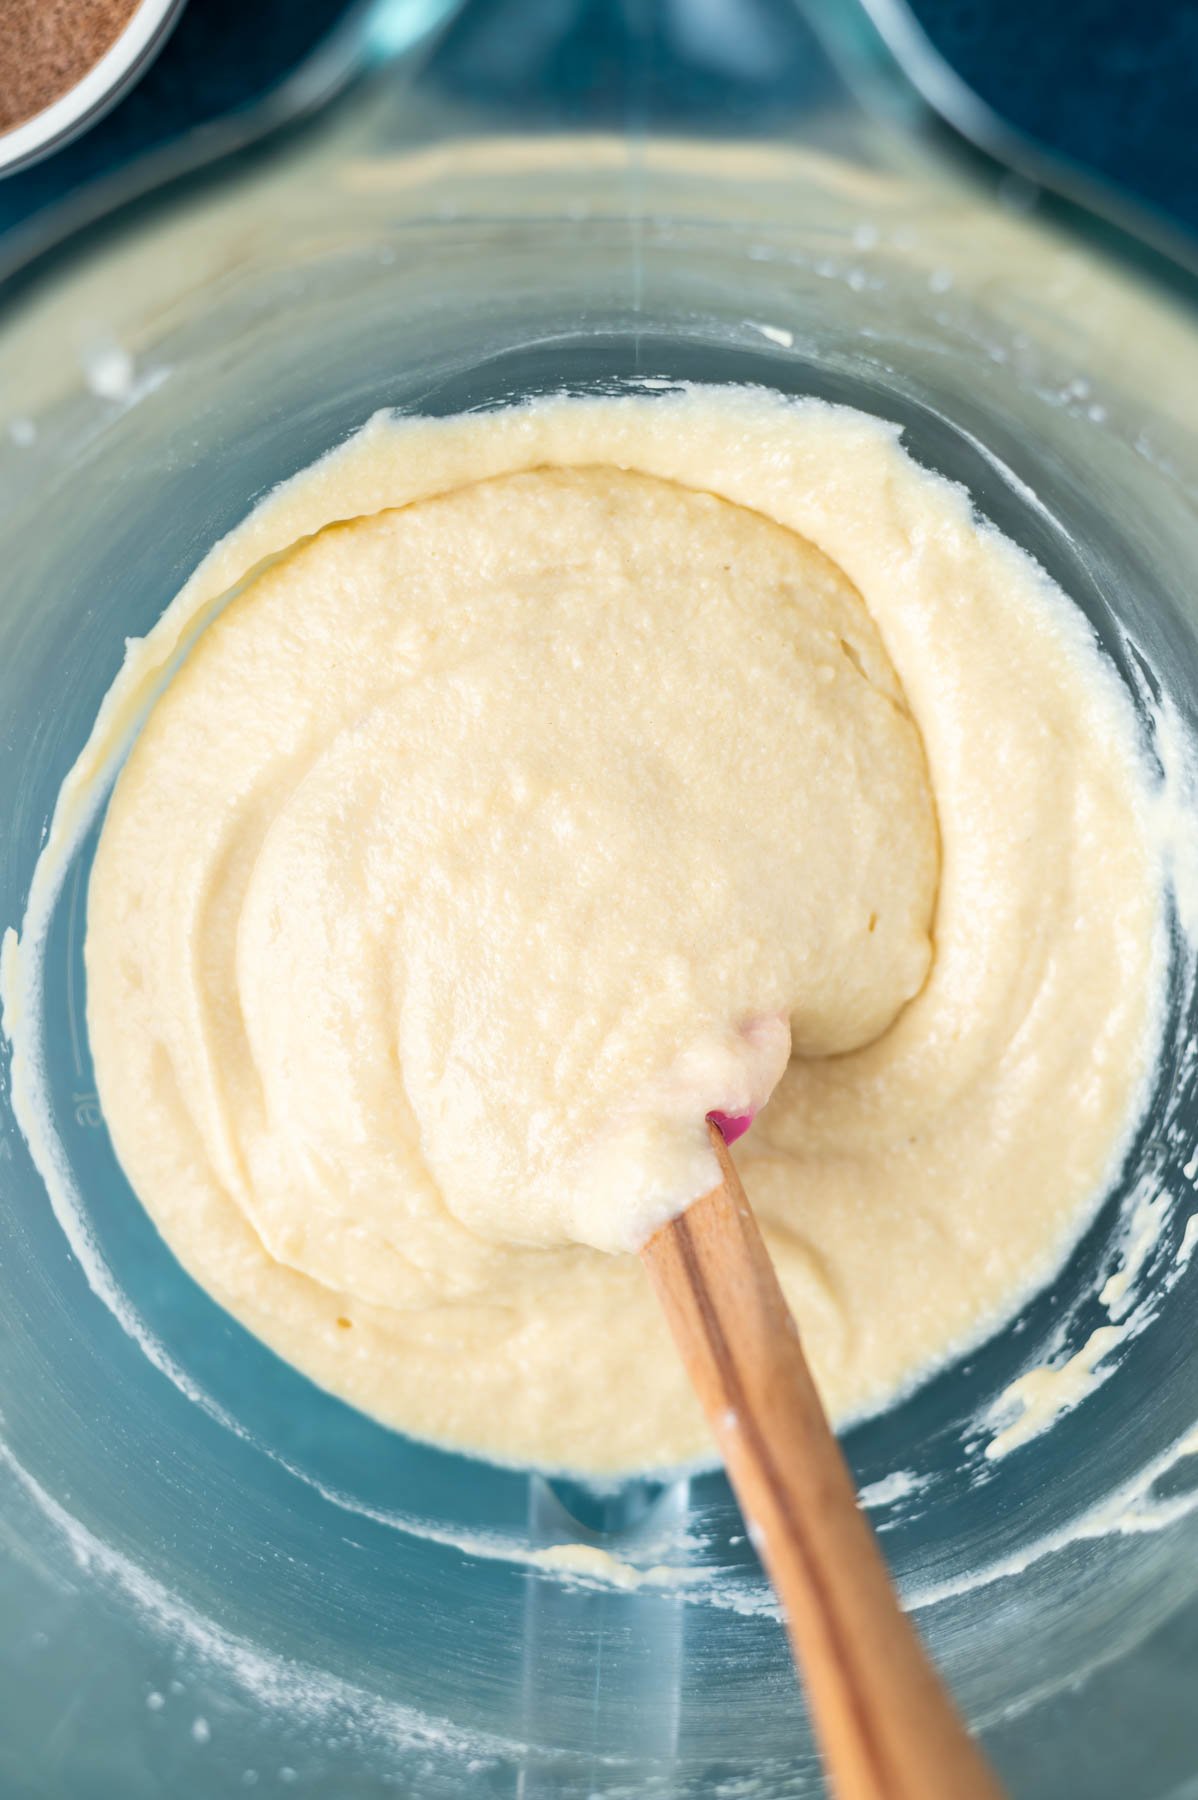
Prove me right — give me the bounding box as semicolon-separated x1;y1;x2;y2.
0;0;187;176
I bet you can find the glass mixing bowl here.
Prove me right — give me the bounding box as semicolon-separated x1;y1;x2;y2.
1;3;1197;1794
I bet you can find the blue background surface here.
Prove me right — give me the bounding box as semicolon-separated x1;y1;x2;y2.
0;0;1195;241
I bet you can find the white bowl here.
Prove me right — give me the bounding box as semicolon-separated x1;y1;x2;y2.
0;0;187;178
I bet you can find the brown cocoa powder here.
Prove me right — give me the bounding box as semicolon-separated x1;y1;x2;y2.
0;0;143;135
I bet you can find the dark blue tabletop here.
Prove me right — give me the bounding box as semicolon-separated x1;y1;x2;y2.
0;0;1195;240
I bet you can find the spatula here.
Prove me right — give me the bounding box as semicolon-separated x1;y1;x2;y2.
641;1119;1006;1800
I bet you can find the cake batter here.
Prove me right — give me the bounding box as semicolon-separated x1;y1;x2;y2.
83;388;1161;1472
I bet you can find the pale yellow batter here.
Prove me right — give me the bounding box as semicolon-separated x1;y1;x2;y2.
84;389;1161;1473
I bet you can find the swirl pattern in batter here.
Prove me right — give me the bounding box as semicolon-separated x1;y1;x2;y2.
85;389;1161;1472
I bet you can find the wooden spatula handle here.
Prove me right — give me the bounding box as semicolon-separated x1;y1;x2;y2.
642;1121;1005;1800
